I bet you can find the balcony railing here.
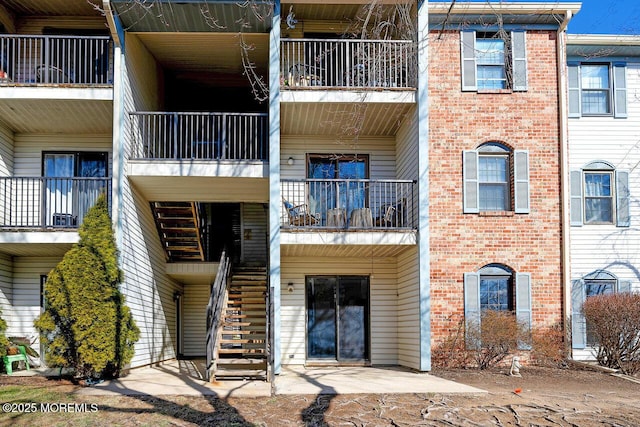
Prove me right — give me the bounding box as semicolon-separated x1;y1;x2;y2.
281;179;416;230
281;39;416;89
0;35;113;85
0;177;111;229
130;112;269;161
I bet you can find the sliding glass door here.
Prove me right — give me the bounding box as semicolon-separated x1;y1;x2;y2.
306;276;369;361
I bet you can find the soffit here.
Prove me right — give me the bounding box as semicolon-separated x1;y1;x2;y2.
1;0;101;16
281;102;412;136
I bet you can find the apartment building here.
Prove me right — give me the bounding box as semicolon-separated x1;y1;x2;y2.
566;34;640;360
0;0;580;380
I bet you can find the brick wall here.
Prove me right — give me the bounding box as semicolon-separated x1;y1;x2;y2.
428;30;563;344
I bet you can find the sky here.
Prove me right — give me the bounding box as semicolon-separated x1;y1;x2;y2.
567;0;640;34
459;1;640;35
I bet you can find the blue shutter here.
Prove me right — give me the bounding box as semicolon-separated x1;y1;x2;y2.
464;272;481;349
571;279;586;349
515;273;532;349
463;151;479;213
568;63;581;118
616;170;630;227
514;150;530;213
461;31;477;91
511;31;527;91
570;170;583;226
618;280;632;293
613;63;627;118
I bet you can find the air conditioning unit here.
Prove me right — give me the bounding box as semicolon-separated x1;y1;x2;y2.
52;213;77;227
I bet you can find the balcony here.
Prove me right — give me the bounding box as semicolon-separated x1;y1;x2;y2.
128;112;269;202
0;35;113;86
130;112;268;161
0;177;112;229
281;179;416;230
281;39;416;90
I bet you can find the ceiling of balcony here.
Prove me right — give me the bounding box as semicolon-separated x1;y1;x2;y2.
135;32;269;87
281;102;413;136
111;0;273;33
281;242;414;258
0;97;113;134
1;0;101;16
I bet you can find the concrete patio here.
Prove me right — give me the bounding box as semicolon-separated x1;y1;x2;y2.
9;359;485;397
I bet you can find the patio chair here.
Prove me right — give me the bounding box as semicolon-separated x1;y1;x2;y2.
36;64;72;84
283;198;319;226
375;205;396;228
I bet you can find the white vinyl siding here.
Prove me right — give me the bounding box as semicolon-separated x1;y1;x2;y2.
0;254;13;334
10;257;59;344
280;136;396;181
395;108;419;224
397;248;420;369
182;284;209;357
241;203;268;264
0;124;15;176
568;61;640;308
13;134;112;176
117;33;178;368
280;256;399;366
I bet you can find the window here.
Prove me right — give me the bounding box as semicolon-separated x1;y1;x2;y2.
307;154;369;221
568;62;627;118
463;143;529;213
479;265;514;311
461;30;527;92
570;161;629;227
571;270;631;349
464;265;531;345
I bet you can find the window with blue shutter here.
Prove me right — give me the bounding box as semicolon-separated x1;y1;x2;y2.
567;62;627;118
465;266;532;349
463;143;530;214
460;30;528;92
571;161;630;227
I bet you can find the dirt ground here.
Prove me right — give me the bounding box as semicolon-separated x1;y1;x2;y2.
1;365;640;426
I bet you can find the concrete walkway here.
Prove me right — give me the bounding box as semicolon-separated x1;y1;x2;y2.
17;360;485;397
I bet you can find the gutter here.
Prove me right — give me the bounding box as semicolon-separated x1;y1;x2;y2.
556;10;573;355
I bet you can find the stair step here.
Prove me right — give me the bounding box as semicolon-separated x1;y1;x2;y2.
220;331;266;337
227;300;266;306
231;275;267;281
219;338;265;344
222;322;266;328
218;348;266;354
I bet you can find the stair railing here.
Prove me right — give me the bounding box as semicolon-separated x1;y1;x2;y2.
205;249;231;381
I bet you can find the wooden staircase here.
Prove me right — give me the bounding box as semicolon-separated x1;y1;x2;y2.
214;266;268;380
151;202;205;262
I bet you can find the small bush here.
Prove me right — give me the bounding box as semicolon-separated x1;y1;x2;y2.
531;323;567;367
0;308;8;357
467;310;529;370
582;292;640;375
432;319;471;368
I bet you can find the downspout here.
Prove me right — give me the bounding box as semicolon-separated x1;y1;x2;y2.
556;10;573;355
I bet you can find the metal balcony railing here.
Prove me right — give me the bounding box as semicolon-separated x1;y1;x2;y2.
130;112;269;161
281;179;416;230
0;35;113;85
0;177;112;229
281;39;416;89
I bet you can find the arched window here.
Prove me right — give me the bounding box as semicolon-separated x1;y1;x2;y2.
571;270;632;349
464;264;532;346
570;161;630;227
463;143;530;214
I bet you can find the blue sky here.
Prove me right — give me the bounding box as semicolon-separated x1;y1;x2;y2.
568;0;640;34
457;1;640;35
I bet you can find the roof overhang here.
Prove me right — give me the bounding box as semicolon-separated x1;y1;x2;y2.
568;34;640;58
429;1;581;28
